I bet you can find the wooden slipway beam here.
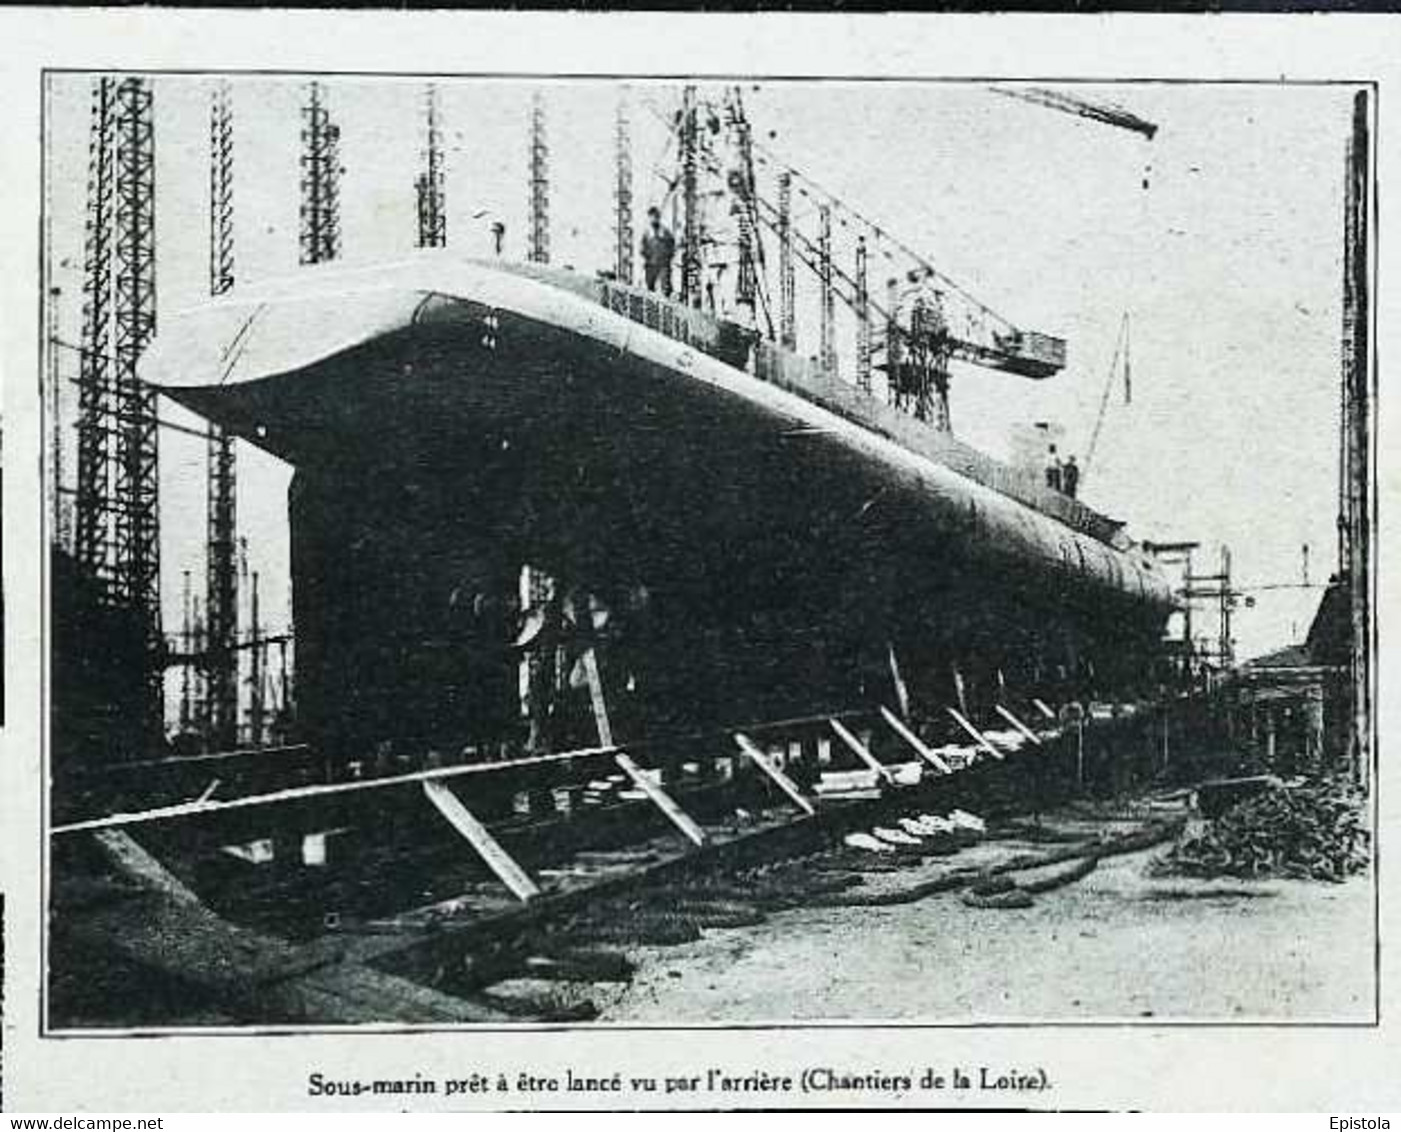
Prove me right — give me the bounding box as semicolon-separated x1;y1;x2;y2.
829;718;895;784
615;753;708;847
947;707;1006;760
733;733;815;816
996;704;1044;746
878;706;951;774
422;780;541;902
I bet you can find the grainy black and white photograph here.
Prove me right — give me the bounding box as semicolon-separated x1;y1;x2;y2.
40;70;1375;1034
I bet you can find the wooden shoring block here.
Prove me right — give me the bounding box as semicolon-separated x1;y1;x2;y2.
946;707;1005;760
422;780;540;902
878;706;951;774
829;718;896;784
995;704;1044;746
733;733;816;816
614;752;708;847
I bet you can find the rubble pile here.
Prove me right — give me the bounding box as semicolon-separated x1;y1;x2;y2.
1153;781;1370;882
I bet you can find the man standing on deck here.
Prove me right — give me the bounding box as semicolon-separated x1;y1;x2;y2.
1062;455;1080;499
1045;444;1063;493
641;205;676;297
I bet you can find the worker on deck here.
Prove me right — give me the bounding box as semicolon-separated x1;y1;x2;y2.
1062;455;1080;499
1045;444;1063;493
641;206;676;297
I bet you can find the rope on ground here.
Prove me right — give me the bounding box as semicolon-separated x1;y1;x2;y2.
807;816;1186;910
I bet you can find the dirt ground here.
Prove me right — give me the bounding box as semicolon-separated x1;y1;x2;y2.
597;829;1375;1025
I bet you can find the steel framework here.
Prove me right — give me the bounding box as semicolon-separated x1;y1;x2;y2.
74;75;163;739
416;83;446;249
777;172;795;350
855;236;872;392
74;76;118;591
679;86;701;307
528;91;550;264
205;79;240;749
817;204;835;376
613;88;634;285
112;77;162;728
299;81;342;266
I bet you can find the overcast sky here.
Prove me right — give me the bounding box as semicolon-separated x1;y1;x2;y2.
45;75;1357;663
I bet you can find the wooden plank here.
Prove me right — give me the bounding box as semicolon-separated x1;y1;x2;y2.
887;643;911;718
946;707;1005;760
878;706;951;774
422;780;541;902
91;829;202;907
614;753;707;847
56;710;872;836
53;744;622;835
733;733;815;816
1033;697;1057;720
995;704;1044;746
64;893;510;1025
579;646;614;747
829;718;895;784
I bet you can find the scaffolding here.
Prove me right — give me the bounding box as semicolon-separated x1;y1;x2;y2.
1340;89;1372;785
415;83;446;249
208;80;234;297
778;172;795;350
613;88;634;285
205;79;239;750
679;86;701;307
299;81;342;266
74;76;118;591
74;74;163;740
817;204;835;375
528;90;550;264
855;236;871;392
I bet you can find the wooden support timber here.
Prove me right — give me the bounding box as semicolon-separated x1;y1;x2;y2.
615;753;708;847
54;709;870;837
580;645;614;747
829;718;895;784
734;732;815;815
92;829;202;907
947;706;1005;760
995;704;1043;746
582;639;707;846
422;779;540;902
878;706;951;773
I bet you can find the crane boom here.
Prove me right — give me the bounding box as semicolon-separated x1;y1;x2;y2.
988;85;1158;140
753;195;1065;380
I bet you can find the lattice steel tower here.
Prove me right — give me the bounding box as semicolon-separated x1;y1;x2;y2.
299;81;342;265
528;90;550;264
113;77;162;728
206;78;239;749
679;85;702;307
817;204;835;375
75;75;163;737
777;172;796;350
613;88;634;285
74;76;118;593
855;236;872;392
416;83;446;249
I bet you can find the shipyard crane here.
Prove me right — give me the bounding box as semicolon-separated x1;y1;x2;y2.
987;84;1158;479
746;147;1066;430
987;85;1159;140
